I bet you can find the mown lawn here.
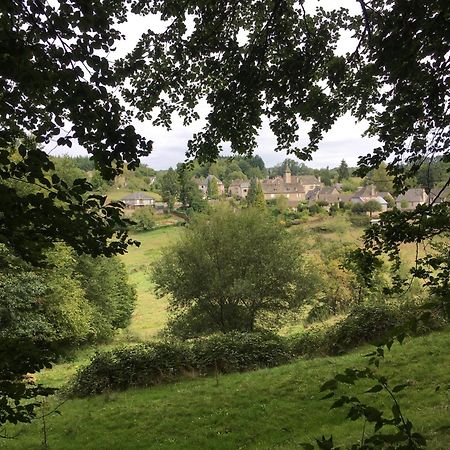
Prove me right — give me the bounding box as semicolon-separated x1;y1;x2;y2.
3;330;449;449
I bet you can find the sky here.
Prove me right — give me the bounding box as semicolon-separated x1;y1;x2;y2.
50;1;380;170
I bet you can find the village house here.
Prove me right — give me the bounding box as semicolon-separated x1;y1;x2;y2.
395;188;428;209
195;175;225;197
428;187;450;204
350;185;389;211
306;186;341;205
261;166;322;204
120;192;155;208
228;179;251;198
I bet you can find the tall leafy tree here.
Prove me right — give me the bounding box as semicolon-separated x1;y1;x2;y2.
160;168;180;211
337;160;350;181
368;162;394;193
247;178;266;210
178;168;207;213
153;207;311;336
207;177;220;199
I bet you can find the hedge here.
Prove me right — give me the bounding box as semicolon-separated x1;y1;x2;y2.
67;303;446;397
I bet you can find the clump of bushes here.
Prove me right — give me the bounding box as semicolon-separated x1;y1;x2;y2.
68;332;290;397
130;207;155;231
67;303;446;398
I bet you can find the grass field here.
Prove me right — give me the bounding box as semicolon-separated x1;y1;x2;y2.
106;188;162;202
22;214;448;449
3;330;449;449
121;227;184;340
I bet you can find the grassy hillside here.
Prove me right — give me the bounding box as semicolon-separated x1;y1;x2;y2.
121;227;184;340
3;330;449;449
106;188;162;202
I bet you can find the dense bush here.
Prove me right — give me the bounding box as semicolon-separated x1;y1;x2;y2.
131;207;155;231
68;332;291;397
68;303;446;398
0;244;136;350
349;214;370;227
326;303;402;354
191;332;290;374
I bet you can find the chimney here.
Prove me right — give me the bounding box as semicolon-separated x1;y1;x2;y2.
283;164;291;184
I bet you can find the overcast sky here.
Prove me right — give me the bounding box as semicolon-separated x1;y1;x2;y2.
51;1;379;170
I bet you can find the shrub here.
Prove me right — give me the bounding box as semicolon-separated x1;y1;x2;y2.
131;207;155;231
68;332;292;397
68;341;192;397
191;332;291;374
327;303;402;354
288;327;329;358
349;214;370;227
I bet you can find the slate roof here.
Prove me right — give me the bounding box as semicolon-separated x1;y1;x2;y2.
121;192;154;201
396;188;428;203
296;175;321;185
352;185;377;199
429;188;450;204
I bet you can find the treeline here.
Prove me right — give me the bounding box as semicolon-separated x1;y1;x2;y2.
1;151;137;354
50;154;450;198
0;244;136;351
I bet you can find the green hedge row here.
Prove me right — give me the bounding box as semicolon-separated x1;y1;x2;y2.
68;332;290;397
67;303;446;397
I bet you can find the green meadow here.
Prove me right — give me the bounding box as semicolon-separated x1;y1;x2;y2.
2;330;449;449
4;217;449;449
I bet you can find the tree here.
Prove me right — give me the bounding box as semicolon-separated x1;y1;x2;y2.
368;162;394;193
131;207;156;232
1;1;150;427
337;160;350;182
178;168;208;213
153;207;310;337
246;178;265;209
160;168;180;211
364;200;382;217
207;176;220;199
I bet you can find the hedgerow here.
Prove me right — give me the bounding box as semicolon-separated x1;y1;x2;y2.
67;303;446;397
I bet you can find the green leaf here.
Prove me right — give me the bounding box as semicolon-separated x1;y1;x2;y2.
365;384;383;393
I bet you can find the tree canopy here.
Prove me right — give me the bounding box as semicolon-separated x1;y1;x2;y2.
1;1;152;264
153;207;311;337
121;0;449;310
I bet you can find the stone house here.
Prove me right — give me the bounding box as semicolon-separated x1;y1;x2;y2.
351;185;388;211
228;179;251;198
195;175;225;197
428;187;450;204
261;166;321;202
395;188;428;209
120;192;155;208
306;186;341;205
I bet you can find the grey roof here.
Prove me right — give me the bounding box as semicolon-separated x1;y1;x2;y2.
396;188;428;203
352;185;378;199
206;174;224;185
121;192;154;201
306;186;321;200
296;175;321;185
376;196;388;205
319;186;338;195
429;188;450;203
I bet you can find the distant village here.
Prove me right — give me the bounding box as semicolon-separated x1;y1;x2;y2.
120;163;449;214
